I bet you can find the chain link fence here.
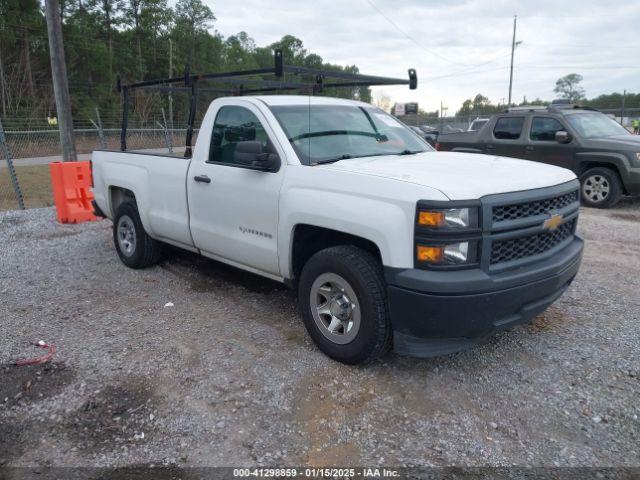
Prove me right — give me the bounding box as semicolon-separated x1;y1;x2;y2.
2;105;640;212
0;85;201;211
2;127;196;158
0;122;199;212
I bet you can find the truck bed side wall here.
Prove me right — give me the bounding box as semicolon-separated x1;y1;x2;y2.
437;131;485;153
91;150;195;248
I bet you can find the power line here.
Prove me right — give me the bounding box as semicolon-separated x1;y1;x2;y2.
525;42;639;49
363;0;469;66
362;0;529;77
518;64;640;70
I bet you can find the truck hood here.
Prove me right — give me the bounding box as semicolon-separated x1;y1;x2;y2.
320;151;576;200
581;134;640;150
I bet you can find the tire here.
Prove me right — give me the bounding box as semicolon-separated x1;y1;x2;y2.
113;201;162;269
298;245;392;364
579;167;622;209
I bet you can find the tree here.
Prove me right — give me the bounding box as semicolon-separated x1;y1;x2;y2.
373;91;391;112
87;0;124;83
223;32;258;68
519;96;547;107
456;93;502;116
585;92;640;110
0;1;373;127
554;73;585;102
175;0;215;67
124;0;145;79
141;0;171;64
269;35;306;64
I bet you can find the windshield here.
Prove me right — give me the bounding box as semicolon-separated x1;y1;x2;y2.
469;120;487;131
268;104;431;164
565;112;631;138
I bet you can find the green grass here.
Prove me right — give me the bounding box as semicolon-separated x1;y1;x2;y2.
0;165;54;211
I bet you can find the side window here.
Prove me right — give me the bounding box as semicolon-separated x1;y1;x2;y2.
209;106;269;165
493;117;524;140
530;117;565;141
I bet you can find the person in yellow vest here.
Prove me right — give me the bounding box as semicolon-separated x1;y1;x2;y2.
47;115;58;126
633;118;640;134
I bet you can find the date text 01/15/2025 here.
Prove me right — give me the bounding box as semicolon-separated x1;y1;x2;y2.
232;467;400;477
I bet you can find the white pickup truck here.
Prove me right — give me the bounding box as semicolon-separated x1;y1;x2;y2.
91;95;584;364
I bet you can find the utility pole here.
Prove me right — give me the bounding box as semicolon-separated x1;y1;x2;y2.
44;0;77;161
507;15;517;106
168;38;173;132
0;46;6;117
621;89;626;126
440;100;447;132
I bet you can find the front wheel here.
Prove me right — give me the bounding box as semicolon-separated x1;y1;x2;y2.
579;167;622;208
298;246;392;364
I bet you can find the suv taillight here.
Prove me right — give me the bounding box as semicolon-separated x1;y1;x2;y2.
435;142;441;151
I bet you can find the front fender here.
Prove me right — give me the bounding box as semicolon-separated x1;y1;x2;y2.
576;151;631;174
278;187;429;278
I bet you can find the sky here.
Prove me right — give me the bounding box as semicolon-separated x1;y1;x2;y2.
200;0;640;113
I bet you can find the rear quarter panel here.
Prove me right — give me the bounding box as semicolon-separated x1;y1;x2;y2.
91;150;194;248
437;131;484;153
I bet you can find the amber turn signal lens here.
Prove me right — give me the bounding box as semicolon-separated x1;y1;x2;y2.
416;245;444;263
418;211;445;227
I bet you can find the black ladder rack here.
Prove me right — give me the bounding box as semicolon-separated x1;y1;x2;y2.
117;49;417;157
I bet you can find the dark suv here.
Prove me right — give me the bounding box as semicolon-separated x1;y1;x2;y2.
436;103;640;208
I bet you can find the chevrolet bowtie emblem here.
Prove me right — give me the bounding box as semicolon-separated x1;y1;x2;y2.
543;213;563;231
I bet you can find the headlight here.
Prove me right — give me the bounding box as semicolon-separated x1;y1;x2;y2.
417;207;478;230
416;241;478;266
635;152;640;162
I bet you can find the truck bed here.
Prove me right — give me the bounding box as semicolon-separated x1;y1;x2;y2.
91;150;195;249
436;131;484;153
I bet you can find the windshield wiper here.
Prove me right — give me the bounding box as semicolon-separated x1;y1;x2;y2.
313;150;422;165
313;154;352;165
365;150;423;158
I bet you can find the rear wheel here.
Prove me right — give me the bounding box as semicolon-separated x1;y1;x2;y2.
298;246;392;364
579;167;622;208
113;201;163;268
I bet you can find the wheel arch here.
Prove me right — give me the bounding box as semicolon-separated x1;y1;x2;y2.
109;186;155;235
288;224;383;286
109;186;136;214
576;154;628;194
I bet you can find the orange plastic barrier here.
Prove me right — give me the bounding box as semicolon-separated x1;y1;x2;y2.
49;161;98;224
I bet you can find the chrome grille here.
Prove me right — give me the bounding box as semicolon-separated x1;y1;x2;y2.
492;190;578;223
491;219;576;265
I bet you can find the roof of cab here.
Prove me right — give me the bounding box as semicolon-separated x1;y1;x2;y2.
253;95;371;107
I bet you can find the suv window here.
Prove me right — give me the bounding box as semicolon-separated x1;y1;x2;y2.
493;117;524;140
209;106;269;164
530;117;565;141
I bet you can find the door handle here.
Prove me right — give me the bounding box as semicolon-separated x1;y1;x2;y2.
486;144;494;149
194;175;211;184
525;146;534;151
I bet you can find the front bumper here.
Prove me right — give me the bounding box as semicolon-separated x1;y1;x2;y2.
385;236;584;357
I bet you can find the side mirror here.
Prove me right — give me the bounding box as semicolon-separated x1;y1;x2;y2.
234;141;279;171
555;130;572;144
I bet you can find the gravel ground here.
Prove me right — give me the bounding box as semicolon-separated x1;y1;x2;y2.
0;197;639;469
